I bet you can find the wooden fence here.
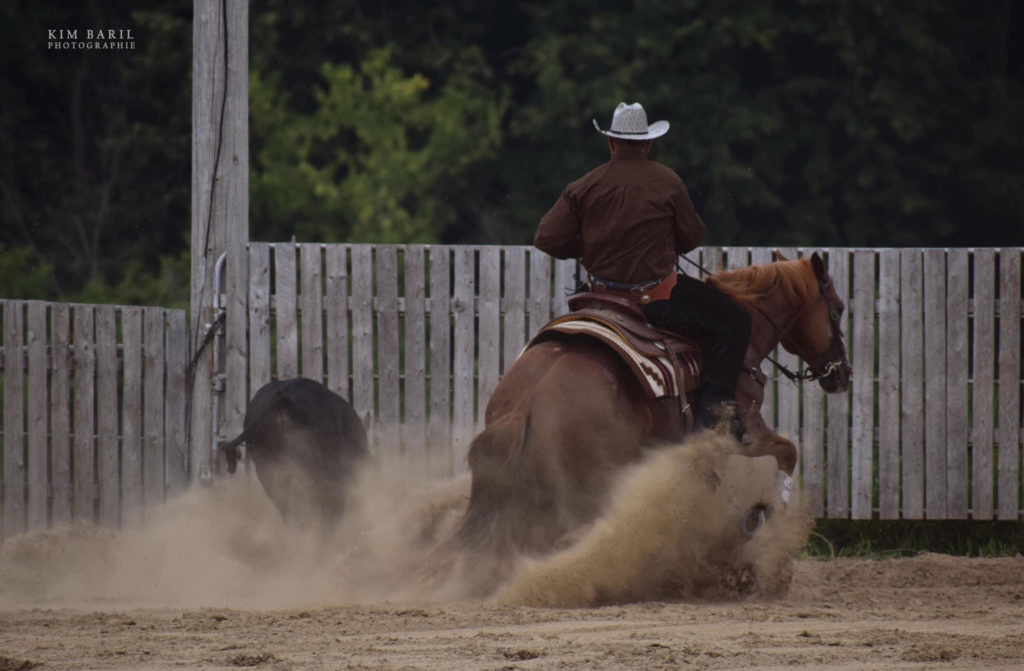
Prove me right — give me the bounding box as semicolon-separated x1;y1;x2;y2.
221;244;1023;521
222;243;585;479
0;301;188;540
2;245;1023;540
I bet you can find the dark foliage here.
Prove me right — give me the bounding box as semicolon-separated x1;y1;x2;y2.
1;0;1022;303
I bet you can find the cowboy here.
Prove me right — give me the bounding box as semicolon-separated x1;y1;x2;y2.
534;101;751;436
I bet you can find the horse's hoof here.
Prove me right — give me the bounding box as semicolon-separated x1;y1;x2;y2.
740;505;766;538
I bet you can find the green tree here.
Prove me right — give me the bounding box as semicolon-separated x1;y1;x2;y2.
0;245;58;300
250;47;506;243
504;0;1024;247
3;0;1022;306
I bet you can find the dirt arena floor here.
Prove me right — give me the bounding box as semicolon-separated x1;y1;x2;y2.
1;554;1024;670
2;439;1023;670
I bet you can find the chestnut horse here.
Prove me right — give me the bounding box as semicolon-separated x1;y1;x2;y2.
454;252;851;559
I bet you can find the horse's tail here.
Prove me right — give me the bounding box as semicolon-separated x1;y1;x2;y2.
455;411;539;556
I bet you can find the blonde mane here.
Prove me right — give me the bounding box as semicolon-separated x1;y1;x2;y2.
706;258;818;309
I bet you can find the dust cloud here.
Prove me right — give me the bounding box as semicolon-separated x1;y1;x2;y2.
0;458;470;610
0;433;811;611
496;432;812;607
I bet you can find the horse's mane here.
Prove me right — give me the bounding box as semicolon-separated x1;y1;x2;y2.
706;258;817;309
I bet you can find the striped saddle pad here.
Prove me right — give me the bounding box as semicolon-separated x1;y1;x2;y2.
528;307;701;402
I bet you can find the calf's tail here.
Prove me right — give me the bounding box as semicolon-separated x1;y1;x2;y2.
217;414;272;474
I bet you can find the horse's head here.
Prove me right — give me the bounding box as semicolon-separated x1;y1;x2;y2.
779;252;852;393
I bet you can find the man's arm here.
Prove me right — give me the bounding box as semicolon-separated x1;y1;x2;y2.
672;183;706;254
534;190;583;259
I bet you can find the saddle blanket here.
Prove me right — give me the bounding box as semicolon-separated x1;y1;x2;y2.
529;313;699;400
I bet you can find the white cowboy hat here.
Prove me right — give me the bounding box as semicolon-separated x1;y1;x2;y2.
592;102;669;140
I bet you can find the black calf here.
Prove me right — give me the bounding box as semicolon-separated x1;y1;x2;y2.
219;377;369;529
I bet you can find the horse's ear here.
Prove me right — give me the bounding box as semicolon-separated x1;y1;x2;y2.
810;251;828;281
775;249;789;262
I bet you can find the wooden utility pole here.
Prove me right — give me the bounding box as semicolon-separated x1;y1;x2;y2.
189;0;249;483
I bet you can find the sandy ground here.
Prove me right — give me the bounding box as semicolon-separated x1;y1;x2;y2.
2;439;1023;670
2;554;1024;670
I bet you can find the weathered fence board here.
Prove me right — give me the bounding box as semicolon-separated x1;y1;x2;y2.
165;311;189;498
900;250;925;518
248;243;272;393
376;245;400;457
26;302;47;532
924;249;948;518
428;246;452;476
477;247;501;433
50;303;72;526
997;250;1021;519
72;306;96;522
402;245;427;461
96;304;120;527
452;247;475;470
3;302;25;537
528;249;552;337
274;243;298;379
851;249;874;519
0;301;188;540
877;250;901;519
300;243;324;383
144;309;166;517
801;350;826;518
946;248;969;519
121;307;143;526
324;244;349;398
971;249;996;519
826;250;851;517
350;245;374;429
502;247;527;373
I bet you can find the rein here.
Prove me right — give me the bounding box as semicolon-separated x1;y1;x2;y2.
675;256;841;384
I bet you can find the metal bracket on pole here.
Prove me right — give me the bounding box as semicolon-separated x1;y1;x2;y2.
200;252;229;483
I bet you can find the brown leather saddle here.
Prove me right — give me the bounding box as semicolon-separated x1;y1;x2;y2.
528;291;702;435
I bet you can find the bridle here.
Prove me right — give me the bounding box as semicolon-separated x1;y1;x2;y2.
763;275;846;382
676;256;847;385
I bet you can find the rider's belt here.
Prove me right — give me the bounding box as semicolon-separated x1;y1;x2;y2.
588;272;677;305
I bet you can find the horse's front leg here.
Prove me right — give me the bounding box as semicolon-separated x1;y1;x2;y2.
738;407;798;476
735;401;798;511
735;378;798;476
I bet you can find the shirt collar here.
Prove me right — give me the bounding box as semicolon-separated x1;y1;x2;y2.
610;144;651;161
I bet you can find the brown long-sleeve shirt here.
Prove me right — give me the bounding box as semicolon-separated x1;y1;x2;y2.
534;144;706;284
